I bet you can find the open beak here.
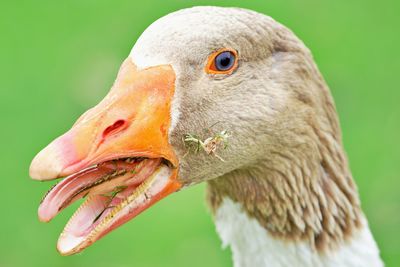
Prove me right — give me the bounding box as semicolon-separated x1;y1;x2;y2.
29;58;181;255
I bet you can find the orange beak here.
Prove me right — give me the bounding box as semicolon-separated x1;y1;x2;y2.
30;59;178;179
29;58;181;255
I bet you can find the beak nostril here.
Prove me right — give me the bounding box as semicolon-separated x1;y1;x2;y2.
102;120;127;139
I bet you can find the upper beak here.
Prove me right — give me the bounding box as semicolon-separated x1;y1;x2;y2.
30;58;178;179
29;58;182;255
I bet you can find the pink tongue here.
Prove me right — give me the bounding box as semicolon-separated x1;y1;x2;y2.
38;159;160;222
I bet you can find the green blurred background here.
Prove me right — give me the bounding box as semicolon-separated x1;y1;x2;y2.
1;0;399;266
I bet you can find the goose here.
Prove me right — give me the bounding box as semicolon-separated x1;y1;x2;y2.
29;6;384;267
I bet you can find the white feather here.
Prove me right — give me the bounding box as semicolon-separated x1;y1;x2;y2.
215;198;383;267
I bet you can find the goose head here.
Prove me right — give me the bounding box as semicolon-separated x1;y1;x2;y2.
30;6;366;258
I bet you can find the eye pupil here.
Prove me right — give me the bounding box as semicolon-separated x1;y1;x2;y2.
215;51;235;71
220;57;231;67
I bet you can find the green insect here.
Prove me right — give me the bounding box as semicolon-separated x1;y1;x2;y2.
183;126;230;161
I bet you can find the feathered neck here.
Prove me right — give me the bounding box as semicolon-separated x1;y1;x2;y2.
207;122;361;250
206;117;383;266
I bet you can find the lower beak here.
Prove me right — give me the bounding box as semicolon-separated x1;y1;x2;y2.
29;58;181;255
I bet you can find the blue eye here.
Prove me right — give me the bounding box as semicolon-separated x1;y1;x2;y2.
215;51;236;71
205;49;238;74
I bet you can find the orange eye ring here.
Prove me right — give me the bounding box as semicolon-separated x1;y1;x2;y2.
205;48;239;75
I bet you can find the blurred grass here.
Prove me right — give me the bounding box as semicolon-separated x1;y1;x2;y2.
0;0;399;266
